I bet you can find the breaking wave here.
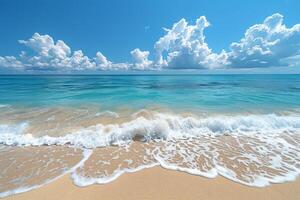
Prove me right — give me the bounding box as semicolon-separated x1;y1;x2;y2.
0;109;299;196
0;111;300;147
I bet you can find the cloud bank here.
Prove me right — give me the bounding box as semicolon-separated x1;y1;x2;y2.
228;13;300;68
0;13;300;72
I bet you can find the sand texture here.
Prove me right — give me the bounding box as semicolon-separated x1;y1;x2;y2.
6;167;300;200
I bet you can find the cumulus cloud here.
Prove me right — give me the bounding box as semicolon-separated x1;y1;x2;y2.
0;33;133;72
68;50;95;70
227;13;300;68
130;48;153;70
0;13;300;72
94;51;112;69
153;13;300;69
0;33;96;71
94;52;131;70
19;33;71;59
154;16;228;69
0;56;24;69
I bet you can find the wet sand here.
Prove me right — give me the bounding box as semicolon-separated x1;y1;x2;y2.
1;106;300;199
6;167;300;200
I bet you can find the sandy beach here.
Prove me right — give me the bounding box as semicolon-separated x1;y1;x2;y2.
1;0;300;198
5;167;300;200
0;76;300;200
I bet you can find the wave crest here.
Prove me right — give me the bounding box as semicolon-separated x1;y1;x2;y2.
0;111;300;148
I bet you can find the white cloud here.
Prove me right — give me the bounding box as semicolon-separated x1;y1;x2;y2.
94;51;112;69
0;33;131;71
154;16;227;69
1;13;300;72
130;48;153;70
280;55;300;67
19;33;71;59
0;56;24;69
154;13;300;69
227;13;300;68
69;50;96;70
94;52;131;70
4;33;97;71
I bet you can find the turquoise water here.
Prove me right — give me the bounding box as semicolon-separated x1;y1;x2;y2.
1;74;300;113
0;74;300;194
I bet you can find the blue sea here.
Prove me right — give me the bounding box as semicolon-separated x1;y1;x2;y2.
0;74;300;197
1;74;300;112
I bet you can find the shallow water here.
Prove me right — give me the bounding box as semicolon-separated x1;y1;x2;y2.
0;75;300;197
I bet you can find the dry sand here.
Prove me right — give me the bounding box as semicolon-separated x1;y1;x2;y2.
6;167;300;200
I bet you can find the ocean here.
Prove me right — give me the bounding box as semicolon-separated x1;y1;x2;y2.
1;74;300;112
0;74;300;197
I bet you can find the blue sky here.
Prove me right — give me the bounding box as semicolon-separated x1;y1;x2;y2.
0;0;300;73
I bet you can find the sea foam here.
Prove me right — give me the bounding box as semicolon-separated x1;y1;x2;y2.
0;111;299;190
0;112;300;148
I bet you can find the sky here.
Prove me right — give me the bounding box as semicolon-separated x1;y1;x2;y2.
0;0;300;73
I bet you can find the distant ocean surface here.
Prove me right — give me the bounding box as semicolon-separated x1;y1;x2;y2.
1;74;300;113
0;74;300;197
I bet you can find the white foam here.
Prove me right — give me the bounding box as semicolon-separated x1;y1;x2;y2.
0;111;299;188
95;111;119;118
69;136;300;188
0;104;9;108
0;112;300;148
71;162;159;186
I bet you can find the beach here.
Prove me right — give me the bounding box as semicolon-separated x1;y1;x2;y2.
1;0;300;198
0;75;300;199
5;167;300;200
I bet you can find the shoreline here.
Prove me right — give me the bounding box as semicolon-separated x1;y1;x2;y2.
5;167;300;200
